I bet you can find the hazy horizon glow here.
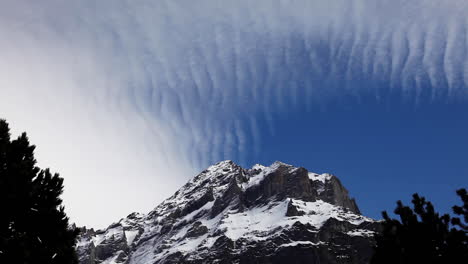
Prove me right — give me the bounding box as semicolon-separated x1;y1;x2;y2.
1;0;467;228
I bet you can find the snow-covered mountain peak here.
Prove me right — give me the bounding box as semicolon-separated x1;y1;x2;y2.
77;161;379;264
250;163;266;170
206;160;238;172
249;161;293;172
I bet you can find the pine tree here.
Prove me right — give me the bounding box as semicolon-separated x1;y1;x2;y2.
452;188;468;232
371;190;468;264
0;119;79;264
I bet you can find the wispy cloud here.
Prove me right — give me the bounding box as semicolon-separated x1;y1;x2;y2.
1;0;467;227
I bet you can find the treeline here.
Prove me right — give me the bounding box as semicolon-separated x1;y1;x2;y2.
372;189;468;263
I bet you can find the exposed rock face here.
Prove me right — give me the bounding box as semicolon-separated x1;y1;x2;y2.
76;228;97;264
311;173;361;214
76;161;380;264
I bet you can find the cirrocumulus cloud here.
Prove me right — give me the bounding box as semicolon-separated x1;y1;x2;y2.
0;0;467;227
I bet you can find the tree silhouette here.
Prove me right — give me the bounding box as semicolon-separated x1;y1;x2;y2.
372;189;468;264
452;189;468;232
0;119;79;264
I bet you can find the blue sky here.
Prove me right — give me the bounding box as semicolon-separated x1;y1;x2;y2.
1;0;467;227
244;91;468;219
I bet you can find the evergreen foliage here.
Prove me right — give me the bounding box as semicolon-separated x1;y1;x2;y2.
0;119;79;264
372;189;468;264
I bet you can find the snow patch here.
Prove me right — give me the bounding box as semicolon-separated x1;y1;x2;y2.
218;199;372;240
244;162;296;189
347;229;375;237
202;235;221;248
125;230;139;245
219;201;289;240
92;225;124;245
308;173;332;183
181;201;215;223
219;199;372;241
291;199;372;227
251;164;266;170
278;241;325;248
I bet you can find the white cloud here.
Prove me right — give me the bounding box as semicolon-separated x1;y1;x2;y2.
0;0;467;227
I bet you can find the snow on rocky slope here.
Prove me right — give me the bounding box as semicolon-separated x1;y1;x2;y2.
77;161;380;264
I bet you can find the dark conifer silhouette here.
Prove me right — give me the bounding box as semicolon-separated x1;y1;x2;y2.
372;189;468;264
452;188;468;232
0;119;79;264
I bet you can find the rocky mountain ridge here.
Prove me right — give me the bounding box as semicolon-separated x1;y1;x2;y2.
77;160;380;264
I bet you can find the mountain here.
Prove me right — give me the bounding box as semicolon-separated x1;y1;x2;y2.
76;160;380;264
